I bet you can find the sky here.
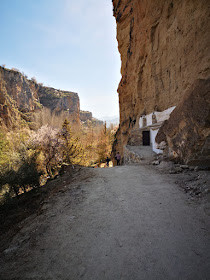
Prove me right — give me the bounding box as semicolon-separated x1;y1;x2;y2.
0;0;121;119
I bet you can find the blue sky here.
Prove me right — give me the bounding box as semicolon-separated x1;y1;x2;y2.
0;0;121;118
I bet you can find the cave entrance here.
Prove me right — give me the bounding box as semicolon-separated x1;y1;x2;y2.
142;131;150;146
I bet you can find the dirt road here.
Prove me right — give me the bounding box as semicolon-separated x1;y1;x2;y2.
1;165;210;280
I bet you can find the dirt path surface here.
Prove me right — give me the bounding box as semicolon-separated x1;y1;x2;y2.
1;165;210;280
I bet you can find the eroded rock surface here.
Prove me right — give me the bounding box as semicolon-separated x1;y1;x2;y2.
156;79;210;165
112;0;210;165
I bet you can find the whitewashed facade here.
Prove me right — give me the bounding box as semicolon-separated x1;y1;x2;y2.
139;106;176;154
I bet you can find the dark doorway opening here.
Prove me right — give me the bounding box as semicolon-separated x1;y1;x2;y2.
142;131;150;146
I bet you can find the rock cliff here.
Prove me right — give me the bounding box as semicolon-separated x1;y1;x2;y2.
112;0;210;165
80;111;93;122
38;86;80;124
0;67;80;129
80;110;103;126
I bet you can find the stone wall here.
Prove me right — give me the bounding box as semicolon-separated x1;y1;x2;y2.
124;146;143;164
112;0;210;165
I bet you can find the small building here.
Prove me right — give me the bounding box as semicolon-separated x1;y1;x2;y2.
138;106;176;154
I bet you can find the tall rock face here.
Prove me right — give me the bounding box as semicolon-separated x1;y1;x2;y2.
0;67;39;114
0;73;22;129
0;67;80;129
112;0;210;165
37;86;80;124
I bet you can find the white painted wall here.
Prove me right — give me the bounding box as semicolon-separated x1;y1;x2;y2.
156;106;176;122
139;106;176;128
139;117;143;128
150;129;163;154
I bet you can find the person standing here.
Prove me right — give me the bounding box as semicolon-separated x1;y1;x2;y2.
106;157;110;167
115;152;121;166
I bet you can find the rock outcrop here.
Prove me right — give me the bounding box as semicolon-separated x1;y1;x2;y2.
80;110;103;127
112;0;210;165
0;73;22;129
38;86;80;124
80;111;92;122
156;79;210;166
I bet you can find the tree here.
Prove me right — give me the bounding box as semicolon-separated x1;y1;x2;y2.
30;125;62;177
60;119;84;165
104;121;107;135
0;131;10;184
96;125;113;163
0;131;9;166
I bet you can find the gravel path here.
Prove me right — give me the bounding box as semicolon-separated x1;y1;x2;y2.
1;165;210;280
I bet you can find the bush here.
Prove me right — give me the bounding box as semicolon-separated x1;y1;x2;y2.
0;129;43;198
31;77;37;83
0;155;42;197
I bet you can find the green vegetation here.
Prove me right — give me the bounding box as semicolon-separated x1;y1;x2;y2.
34;100;43;109
60;119;84;165
96;122;115;163
0;118;115;203
42;91;60;100
0;74;117;203
0;129;41;200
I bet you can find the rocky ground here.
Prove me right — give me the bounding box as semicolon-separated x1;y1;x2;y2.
0;161;210;280
153;159;210;215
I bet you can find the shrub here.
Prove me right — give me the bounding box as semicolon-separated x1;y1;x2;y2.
31;77;37;83
0;150;42;197
0;129;43;198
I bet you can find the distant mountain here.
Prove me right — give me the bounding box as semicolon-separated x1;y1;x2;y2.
99;115;119;127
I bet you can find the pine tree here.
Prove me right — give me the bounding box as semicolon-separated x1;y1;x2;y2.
60;119;84;165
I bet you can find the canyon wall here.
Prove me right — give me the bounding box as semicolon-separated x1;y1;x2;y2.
0;67;80;129
112;0;210;165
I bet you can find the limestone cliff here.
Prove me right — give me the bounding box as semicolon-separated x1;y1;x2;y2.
112;0;210;165
80;110;103;126
38;86;80;124
0;73;22;129
0;67;80;129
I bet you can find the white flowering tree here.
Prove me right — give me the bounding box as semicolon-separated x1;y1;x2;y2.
30;125;63;178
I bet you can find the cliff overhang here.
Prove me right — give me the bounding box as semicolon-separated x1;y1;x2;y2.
112;0;210;166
